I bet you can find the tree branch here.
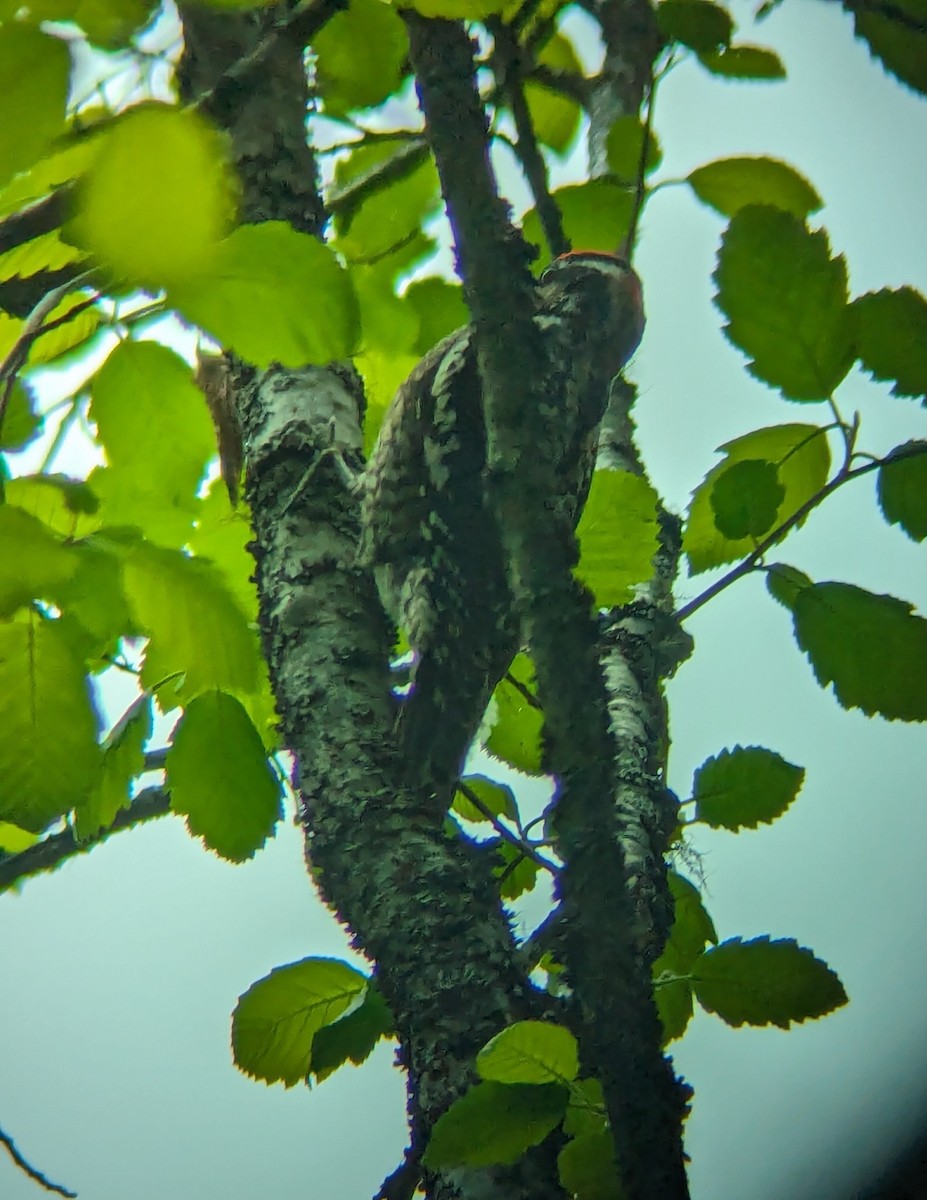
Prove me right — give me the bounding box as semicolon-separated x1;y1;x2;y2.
0;1126;76;1198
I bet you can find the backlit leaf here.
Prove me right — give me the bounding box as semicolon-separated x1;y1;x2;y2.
657;0;732;53
697;44;785;79
692;745;804;830
689;156;820;218
709;458;784;540
424;1082;567;1168
878;442;927;541
852;286;927;401
477;1021;578;1085
575;469;660;605
0;26;69;186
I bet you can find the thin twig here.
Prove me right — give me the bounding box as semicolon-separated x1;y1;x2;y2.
456;780;559;875
0;1125;77;1198
624;69;656;256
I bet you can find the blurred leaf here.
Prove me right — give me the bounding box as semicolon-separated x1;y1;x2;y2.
166;690;281;860
765;562;813;610
525;33;583;155
477;1021;578;1085
400;0;508;15
424;1082;567;1168
493;839;540;900
76;695;152;838
485;653;544;775
562;1077;606;1139
657;0;732;53
684;424;830;574
697;43;786;79
0;382;42;451
4;473;100;537
310;985;393;1082
233;957;368;1085
0;822;38;853
0;25;69;187
454;774;518;823
558;1128;625;1200
0;616;102;831
606;115;663;182
693;936;847;1028
170;223;359;368
334;143;440;264
0;504;77;617
405;276;467;353
72;105;235;289
29;292;101;366
188;483;259;618
851;286;927;402
12;0;158;45
715;206;853;399
575;469;660;605
878;442;927;541
692;745;804;830
0;228;84;280
689;156;820;218
523;179;634;269
849;0;927;96
710;458;784;539
315;0;407;116
788;582;927;722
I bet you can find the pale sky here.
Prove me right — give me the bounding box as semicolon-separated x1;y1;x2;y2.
3;2;927;1199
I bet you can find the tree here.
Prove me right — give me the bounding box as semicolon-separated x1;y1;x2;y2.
1;1;925;1198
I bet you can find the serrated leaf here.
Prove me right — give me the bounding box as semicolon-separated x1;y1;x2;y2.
522;179;634;270
684;424;830;574
72;105;235;288
606;116;663;182
692;745;804;830
525;33;583;155
493;840;540;900
693;936;847;1028
478;1021;578;1085
0;616;103;831
852;287;927;401
309;985;393;1082
765;562;813;609
0;504;77;617
652;873;715;1045
697;43;785;79
689;156;820;218
0;227;84;281
791;582;927;722
29;292;101;366
424;1081;567;1169
558;1128;625;1200
1;381;43;451
710;458;784;539
575;470;659;606
485;654;544;775
315;0;407;116
90;341;216;528
76;695;152;838
0;25;70;186
878;443;927;541
454;774;518;823
169;223;359;368
122;544;261;704
232;957;368;1086
715;206;853;400
657;0;732;53
4;474;100;537
166;690;281;860
850;1;927;96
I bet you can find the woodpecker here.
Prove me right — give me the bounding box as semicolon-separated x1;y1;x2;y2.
360;251;645;802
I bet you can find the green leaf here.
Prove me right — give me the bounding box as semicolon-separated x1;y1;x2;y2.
688;156;820;218
166;690;281;860
314;0;407;116
697;44;786;79
13;0;159;46
333;141;440;264
170;223;359;367
76;696;152;838
715;206;853;399
399;0;508;15
852;286;927;402
562;1077;606;1138
0;227;84;281
878;443;927;541
72;105;234;288
522;179;635;270
0;821;38;853
188;483;260;619
789;582;927;722
765;562;813;609
575;470;659;605
405;276;467;354
478;1021;579;1085
90;341;216;530
709;458;784;540
454;774;518;823
28;292;101;366
692;745;804;830
684;424;830;574
485;653;544;775
606;116;663;182
493;840;540;900
693;936;848;1028
0;381;43;451
122;544;262;705
309;985;393;1082
0;616;103;831
0;504;77;617
4;473;100;538
652;873;716;1045
657;0;733;53
850;1;927;97
424;1081;567;1169
524;33;583;155
653;957;694;1046
665;872;718;962
558;1128;625;1200
232;957;368;1086
0;25;70;186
